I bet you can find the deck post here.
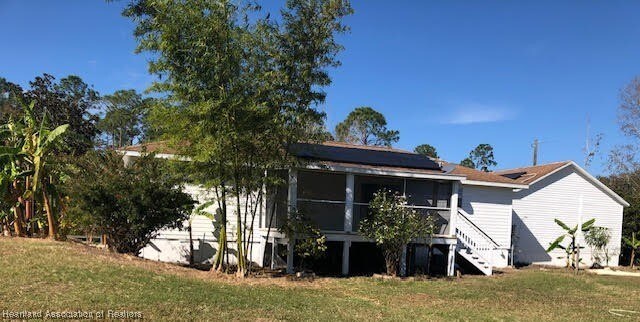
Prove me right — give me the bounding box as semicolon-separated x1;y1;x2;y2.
447;243;456;276
270;237;276;269
400;245;407;276
341;173;355;276
449;181;460;236
342;240;351;275
447;181;460;277
286;168;297;274
344;173;354;232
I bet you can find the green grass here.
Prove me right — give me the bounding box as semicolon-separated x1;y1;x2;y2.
1;238;639;321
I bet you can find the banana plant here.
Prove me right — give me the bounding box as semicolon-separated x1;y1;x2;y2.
0;121;32;236
547;218;595;269
623;232;640;268
12;102;68;239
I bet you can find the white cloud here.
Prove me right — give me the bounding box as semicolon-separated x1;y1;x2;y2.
443;103;516;125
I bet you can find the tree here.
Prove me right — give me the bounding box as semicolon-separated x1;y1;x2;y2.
359;190;434;276
0;77;23;122
334;107;399;146
2;74;100;155
623;232;640;268
547;218;595;269
467;144;497;172
98;89;146;147
64;151;195;254
600;173;640;265
584;226;611;266
123;0;352;276
606;77;640;265
459;157;475;169
414;144;438;159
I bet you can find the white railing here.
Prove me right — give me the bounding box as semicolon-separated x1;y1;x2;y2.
454;210;499;267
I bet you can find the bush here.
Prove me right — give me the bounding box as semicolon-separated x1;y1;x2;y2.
280;211;327;272
585;226;611;266
359;190;434;276
65;151;195;254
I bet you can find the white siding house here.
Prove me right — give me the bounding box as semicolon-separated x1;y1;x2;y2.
459;185;514;267
121;142;628;276
138;184;267;267
499;161;628;267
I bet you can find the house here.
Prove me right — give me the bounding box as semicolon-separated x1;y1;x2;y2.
497;161;629;267
119;142;627;276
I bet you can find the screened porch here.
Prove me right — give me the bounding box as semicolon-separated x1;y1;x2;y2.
294;169;456;236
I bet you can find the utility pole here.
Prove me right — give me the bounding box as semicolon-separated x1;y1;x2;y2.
532;139;539;166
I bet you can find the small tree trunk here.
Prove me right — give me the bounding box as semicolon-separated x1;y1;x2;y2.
213;184;229;273
631;249;636;268
384;248;400;277
42;188;56;240
236;196;245;277
24;177;32;235
188;221;194;266
386;259;397;276
12;206;25;237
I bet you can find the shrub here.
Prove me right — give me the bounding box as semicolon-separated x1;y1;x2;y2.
280;211;327;272
585;226;611;266
65;151;195;254
359;190;434;276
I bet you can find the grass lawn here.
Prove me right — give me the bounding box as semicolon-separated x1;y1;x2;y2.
1;238;639;321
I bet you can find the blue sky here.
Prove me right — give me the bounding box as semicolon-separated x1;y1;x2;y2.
2;1;640;175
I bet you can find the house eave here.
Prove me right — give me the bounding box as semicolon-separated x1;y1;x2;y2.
118;150;189;161
462;179;529;189
303;162;465;181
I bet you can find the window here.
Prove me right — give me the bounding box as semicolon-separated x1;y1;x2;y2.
405;180;435;206
435;182;451;208
298;170;345;201
296;170;346;231
405;180;451;208
354;176;403;203
264;170;288;228
351;177;454;234
297;201;345;231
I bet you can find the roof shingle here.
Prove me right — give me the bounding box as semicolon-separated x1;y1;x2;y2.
445;163;523;185
495;161;571;184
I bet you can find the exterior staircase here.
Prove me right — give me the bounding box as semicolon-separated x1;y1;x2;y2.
454;210;500;275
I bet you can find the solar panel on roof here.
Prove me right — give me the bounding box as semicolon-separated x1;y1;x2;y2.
289;143;442;170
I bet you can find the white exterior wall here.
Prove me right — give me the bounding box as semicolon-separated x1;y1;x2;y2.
139;184;268;266
512;166;623;267
460;185;514;268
